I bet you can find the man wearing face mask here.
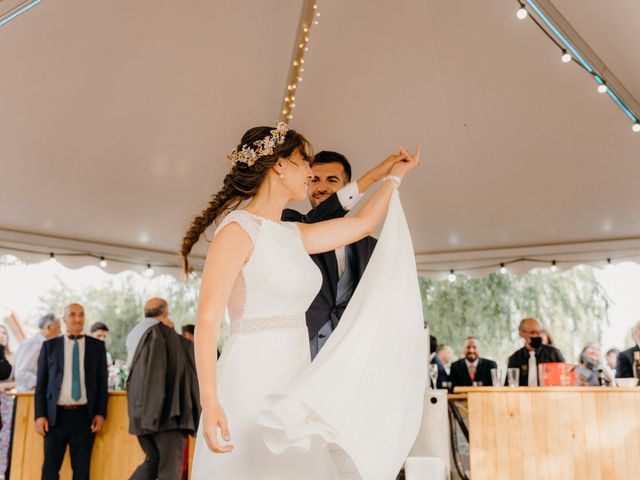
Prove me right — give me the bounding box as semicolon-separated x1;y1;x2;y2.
507;318;565;386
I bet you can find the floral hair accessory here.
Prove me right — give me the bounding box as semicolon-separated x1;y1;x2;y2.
227;122;289;166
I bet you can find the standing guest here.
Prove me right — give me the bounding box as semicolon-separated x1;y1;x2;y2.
181;324;195;342
0;326;17;476
429;335;449;389
126;302;174;365
507;318;565;386
14;313;61;392
605;348;619;377
616;320;640;378
89;322;113;365
282;151;397;358
436;344;454;372
127;298;200;480
35;304;108;480
449;337;497;387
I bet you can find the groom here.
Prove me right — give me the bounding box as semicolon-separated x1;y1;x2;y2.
282;151;395;359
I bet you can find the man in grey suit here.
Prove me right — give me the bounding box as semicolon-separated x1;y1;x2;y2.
126;298;200;480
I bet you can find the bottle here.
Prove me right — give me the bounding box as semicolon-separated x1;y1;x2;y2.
597;369;607;387
634;351;640;380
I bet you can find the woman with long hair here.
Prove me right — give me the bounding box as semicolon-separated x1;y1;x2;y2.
183;123;424;479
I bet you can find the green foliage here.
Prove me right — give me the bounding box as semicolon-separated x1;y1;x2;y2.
38;273;204;362
421;266;609;365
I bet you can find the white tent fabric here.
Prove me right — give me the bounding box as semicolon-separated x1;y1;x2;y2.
1;0;639;278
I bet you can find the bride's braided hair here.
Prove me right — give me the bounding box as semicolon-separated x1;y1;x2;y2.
180;125;311;275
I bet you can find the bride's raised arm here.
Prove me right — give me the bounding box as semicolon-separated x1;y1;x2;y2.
296;145;420;254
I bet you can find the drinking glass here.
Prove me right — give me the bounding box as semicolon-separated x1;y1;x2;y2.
491;367;504;387
507;368;520;387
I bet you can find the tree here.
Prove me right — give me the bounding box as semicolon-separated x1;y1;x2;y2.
420;266;609;365
38;273;210;361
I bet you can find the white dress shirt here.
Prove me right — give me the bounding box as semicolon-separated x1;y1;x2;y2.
14;333;46;392
335;182;363;277
57;336;87;405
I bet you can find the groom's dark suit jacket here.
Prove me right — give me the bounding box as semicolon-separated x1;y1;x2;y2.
34;335;108;426
282;192;376;340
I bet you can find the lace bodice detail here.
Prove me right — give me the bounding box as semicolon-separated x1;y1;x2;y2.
214;210;322;329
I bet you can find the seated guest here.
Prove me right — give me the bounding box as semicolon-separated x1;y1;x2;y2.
436;344;454;372
89;321;113;365
15;313;61;392
181;323;195;341
575;342;603;386
616;320;640;378
450;337;497;387
35;304;108;480
429;335;449;389
507;317;565;386
605;348;619;378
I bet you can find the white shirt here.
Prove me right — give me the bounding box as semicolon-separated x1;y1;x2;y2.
14;333;46;392
57;336;87;405
335;182;363;277
465;358;479;369
126;318;159;365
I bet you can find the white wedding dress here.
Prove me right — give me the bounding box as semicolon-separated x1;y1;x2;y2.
191;191;427;480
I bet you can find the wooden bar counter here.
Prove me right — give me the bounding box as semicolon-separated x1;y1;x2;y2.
10;392;195;479
455;387;640;480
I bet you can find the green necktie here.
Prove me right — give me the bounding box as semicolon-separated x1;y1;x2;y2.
71;338;81;401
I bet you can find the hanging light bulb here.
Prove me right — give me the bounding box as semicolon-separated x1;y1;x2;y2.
516;6;528;20
550;260;558;272
632;123;640;133
561;51;571;63
144;264;154;278
597;84;608;94
99;257;108;269
499;263;508;274
447;270;457;282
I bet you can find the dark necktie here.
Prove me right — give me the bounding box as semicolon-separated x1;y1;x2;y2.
71;338;81;401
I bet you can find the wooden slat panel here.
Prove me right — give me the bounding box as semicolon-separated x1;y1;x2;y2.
464;388;640;479
10;394;195;479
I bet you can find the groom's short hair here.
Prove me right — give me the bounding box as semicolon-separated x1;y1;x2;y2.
312;151;352;182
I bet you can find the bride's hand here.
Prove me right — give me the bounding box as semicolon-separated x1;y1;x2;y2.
389;144;421;180
202;402;234;454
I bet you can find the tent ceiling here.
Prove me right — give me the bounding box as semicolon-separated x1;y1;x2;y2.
1;0;638;277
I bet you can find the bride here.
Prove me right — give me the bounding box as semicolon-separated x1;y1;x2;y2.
182;123;425;479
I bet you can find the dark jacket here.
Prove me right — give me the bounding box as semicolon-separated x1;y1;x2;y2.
0;344;11;381
507;344;565;386
616;345;640;378
430;355;449;389
450;357;497;387
282;192;376;339
127;323;201;435
34;336;108;426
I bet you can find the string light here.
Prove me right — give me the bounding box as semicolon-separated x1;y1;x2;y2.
550;260;558;272
516;0;639;131
144;264;154;278
280;2;319;122
499;263;508;274
516;5;528;20
0;0;45;28
99;257;108;268
448;270;457;282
